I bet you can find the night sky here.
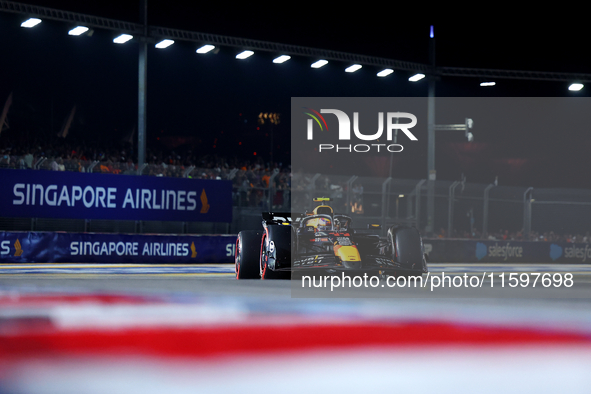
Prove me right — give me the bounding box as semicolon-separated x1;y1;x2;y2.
1;2;590;189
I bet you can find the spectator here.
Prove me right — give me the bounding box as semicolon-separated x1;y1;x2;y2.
24;150;34;169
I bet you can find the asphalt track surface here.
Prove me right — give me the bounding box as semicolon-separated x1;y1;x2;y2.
2;262;591;297
2;262;591;393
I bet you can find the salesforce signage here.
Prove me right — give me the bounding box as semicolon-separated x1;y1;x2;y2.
424;239;591;263
0;169;232;222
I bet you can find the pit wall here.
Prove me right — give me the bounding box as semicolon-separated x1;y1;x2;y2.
1;232;589;264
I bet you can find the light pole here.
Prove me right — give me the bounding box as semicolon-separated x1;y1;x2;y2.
426;26;436;234
425;26;475;234
137;0;147;169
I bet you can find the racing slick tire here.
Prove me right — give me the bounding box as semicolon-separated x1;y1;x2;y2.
388;226;428;275
236;230;263;279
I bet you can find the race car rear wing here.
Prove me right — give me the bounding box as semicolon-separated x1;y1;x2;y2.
262;212;297;225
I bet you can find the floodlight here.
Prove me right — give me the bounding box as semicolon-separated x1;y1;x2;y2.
68;26;89;36
196;44;215;53
311;60;328;68
113;34;133;44
345;64;362;73
273;55;291;64
377;69;394;77
236;50;254;59
21;18;41;28
155;39;174;49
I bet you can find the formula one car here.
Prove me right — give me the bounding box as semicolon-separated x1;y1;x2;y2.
235;198;428;279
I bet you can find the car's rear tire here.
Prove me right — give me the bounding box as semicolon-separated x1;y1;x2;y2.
236;230;263;279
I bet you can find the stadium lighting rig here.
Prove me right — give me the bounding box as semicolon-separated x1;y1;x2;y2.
196;44;215;54
569;83;584;91
236;50;254;59
345;64;362;73
68;26;89;36
409;73;425;82
311;59;328;69
377;68;393;77
155;39;174;49
272;55;290;64
113;34;133;44
20;17;40;27
9;6;588;92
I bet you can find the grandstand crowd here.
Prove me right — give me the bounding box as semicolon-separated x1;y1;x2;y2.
0;136;294;208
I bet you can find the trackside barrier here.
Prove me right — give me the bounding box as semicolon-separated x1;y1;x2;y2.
2;232;586;264
0;232;238;264
424;239;591;264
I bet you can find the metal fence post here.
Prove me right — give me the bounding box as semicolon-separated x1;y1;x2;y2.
448;181;460;237
482;183;495;237
523;187;533;238
34;157;46;169
87;160;99;173
414;180;426;229
227;168;238;180
407;190;415;221
381;177;392;230
183;166;195;178
136;163;148;176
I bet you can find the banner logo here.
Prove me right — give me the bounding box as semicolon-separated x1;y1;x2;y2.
200;189;210;214
304;108;417;153
476;242;487;260
190;242;197;258
14;239;23;256
303;108;329;136
1;238;24;257
0;169;232;223
550;244;563;261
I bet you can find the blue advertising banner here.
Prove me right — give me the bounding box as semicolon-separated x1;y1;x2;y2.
424;239;591;264
0;231;237;264
3;232;589;265
0;169;232;222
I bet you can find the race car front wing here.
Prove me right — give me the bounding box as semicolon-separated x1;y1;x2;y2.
292;253;406;271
